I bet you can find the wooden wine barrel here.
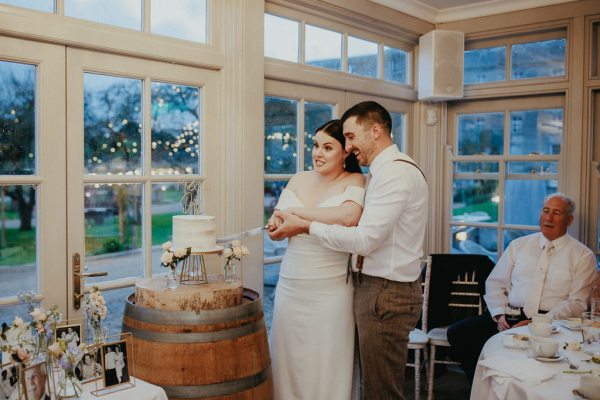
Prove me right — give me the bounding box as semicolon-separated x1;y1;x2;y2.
122;288;273;400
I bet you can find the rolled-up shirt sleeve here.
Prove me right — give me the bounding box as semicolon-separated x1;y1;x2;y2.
484;247;515;318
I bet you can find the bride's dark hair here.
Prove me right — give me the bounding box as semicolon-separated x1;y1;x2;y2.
314;119;361;173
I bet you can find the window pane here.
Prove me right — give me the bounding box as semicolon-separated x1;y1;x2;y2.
503;229;536;250
453;179;498;223
504;179;556;225
0;303;38;328
84;73;142;175
151;183;188;276
452;226;497;262
264;97;297;174
303;102;334;171
511;38;566;80
264;180;287;226
84;184;143;284
383;46;408;84
0;61;36;175
0;0;53;12
464;46;506;84
454;162;499;173
507;161;558;175
151;0;207;43
65;0;142;30
151;82;200;175
348;36;378;78
509;109;562;155
264;14;299;63
305;25;341;71
390;112;405;152
457;113;504;155
263;261;280;333
99;287;132;336
0;185;38;296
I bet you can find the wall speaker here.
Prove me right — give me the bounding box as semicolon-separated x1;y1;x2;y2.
418;30;464;101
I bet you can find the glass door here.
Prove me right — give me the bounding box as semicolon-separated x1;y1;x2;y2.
66;48;219;333
0;36;67;322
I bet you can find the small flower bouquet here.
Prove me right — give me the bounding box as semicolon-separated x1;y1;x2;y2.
0;318;34;365
82;287;107;343
219;240;249;282
160;241;192;271
48;339;86;397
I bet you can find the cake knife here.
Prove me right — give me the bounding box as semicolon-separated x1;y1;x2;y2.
216;226;268;244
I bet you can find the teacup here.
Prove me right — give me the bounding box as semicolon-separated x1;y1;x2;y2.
528;322;552;338
579;374;600;400
532;313;552;324
529;337;559;358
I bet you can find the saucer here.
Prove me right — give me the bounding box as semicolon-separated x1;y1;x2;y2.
526;349;563;362
557;320;583;331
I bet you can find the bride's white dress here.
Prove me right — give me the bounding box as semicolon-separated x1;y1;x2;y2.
270;186;365;400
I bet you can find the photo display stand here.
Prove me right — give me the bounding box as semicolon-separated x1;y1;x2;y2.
49;317;85;397
1;362;23;400
90;332;135;397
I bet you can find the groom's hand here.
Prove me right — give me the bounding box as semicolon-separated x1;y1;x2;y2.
267;210;311;240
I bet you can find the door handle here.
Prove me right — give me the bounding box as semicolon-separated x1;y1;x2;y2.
72;252;108;309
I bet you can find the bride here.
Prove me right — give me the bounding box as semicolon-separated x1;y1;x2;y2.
268;119;365;400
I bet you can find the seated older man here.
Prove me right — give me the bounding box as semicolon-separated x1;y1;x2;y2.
447;192;597;385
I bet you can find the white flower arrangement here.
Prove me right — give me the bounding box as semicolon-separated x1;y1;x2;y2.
219;240;249;266
82;287;107;327
160;241;191;271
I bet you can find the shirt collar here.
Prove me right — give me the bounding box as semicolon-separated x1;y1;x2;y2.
368;144;399;177
538;232;569;251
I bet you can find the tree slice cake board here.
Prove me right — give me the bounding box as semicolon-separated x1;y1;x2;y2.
134;276;243;311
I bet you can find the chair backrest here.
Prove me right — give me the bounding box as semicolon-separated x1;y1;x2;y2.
415;256;432;333
427;254;495;330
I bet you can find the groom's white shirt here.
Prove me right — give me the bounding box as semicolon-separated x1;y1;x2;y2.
310;144;428;282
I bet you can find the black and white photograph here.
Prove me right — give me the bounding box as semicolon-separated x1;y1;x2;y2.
54;324;82;347
75;347;103;383
101;341;129;388
0;363;20;400
22;360;51;400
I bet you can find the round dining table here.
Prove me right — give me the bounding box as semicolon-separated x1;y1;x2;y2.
470;323;600;400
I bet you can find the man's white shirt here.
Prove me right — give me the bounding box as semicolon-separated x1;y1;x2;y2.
310;145;428;282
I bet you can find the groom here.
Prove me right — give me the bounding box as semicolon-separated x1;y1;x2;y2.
269;101;428;399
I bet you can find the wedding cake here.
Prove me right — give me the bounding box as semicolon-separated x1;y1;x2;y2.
172;215;217;251
134;214;243;311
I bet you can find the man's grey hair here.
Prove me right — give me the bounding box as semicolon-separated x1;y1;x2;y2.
544;192;575;216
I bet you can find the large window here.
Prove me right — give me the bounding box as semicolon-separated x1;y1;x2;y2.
1;0;208;43
448;96;564;261
464;33;566;85
264;13;410;85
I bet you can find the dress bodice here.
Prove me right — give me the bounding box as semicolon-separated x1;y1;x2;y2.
275;186;365;280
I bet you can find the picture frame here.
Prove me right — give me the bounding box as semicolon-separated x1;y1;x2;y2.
100;340;130;389
54;323;82;347
22;360;52;400
0;362;21;400
74;346;103;383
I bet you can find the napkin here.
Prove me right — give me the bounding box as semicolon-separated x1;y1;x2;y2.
479;355;557;383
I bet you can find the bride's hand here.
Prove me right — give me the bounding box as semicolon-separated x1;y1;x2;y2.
266;214;283;231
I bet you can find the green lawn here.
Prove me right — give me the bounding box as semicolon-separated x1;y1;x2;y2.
0;213;176;265
453;200;498;222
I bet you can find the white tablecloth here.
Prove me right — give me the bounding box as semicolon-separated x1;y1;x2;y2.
471;325;600;400
80;377;167;400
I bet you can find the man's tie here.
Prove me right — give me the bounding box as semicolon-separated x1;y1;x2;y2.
523;242;555;318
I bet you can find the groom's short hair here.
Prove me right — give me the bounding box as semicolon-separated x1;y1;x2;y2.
341;101;392;136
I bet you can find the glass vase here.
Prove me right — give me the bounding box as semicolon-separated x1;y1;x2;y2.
167;267;180;289
34;331;49;360
224;259;238;283
91;322;106;344
57;370;82;399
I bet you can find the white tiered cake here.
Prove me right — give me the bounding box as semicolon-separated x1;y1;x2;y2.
134;215;243;311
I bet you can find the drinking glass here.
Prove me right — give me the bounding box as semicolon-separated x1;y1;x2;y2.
591;297;600;314
582;311;600;352
505;305;521;326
